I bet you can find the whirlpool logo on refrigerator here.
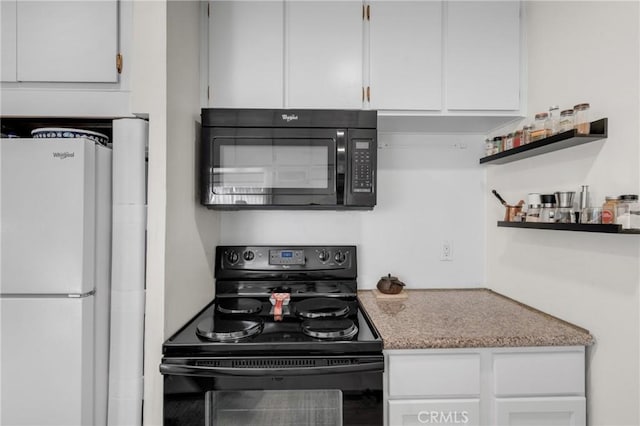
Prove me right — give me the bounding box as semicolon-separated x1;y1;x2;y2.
281;114;299;122
52;152;75;160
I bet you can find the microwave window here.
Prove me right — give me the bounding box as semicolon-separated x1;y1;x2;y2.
219;145;330;189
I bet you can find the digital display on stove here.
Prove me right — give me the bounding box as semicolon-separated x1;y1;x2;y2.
269;249;305;265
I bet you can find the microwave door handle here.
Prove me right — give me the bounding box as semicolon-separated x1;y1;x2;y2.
159;361;383;377
336;130;346;204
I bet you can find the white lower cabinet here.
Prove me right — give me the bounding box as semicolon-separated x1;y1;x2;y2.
389;399;480;426
495;397;586;426
386;347;586;426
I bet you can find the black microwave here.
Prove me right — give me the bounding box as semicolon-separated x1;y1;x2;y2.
200;109;377;210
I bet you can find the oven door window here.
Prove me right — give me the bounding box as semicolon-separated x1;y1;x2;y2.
206;390;342;426
212;137;336;195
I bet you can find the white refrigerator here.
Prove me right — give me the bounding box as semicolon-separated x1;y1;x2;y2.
0;137;112;426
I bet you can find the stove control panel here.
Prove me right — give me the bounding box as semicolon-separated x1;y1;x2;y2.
216;245;357;278
269;249;305;265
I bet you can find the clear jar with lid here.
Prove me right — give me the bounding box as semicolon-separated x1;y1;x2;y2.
548;105;560;135
559;109;574;133
492;136;503;153
602;196;620;224
574;103;591;134
522;124;533;145
531;113;549;142
615;194;640;229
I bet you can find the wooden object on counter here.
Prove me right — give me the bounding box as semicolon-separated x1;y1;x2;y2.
373;288;408;300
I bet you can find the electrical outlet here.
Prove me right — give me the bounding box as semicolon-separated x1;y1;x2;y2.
441;241;453;261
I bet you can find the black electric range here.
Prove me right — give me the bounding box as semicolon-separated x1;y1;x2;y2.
160;246;384;426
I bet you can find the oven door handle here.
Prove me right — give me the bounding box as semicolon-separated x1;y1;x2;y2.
159;361;384;377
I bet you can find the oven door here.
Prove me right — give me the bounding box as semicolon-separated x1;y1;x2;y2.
201;127;344;208
160;355;383;426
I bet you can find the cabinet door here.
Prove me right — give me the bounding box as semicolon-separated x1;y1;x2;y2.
208;1;283;108
445;1;520;111
495;397;586;426
389;399;480;426
369;1;442;111
1;0;17;82
16;0;118;83
286;1;363;109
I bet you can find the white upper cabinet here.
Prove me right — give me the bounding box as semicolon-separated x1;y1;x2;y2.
1;0;128;117
1;1;17;82
445;1;521;111
368;1;442;111
208;1;283;108
6;0;119;83
285;1;363;109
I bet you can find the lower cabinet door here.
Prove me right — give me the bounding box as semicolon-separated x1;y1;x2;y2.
495;397;586;426
389;399;480;426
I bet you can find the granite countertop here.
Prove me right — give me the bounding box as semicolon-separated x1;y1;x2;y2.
358;288;594;350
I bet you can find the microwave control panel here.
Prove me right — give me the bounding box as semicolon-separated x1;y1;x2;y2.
352;140;373;193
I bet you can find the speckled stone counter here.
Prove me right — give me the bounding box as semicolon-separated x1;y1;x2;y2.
358;288;593;349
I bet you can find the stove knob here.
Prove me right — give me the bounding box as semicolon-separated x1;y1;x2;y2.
334;250;346;264
243;250;255;261
226;250;239;264
318;249;330;262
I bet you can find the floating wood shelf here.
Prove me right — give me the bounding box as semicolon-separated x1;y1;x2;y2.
480;118;608;165
497;221;640;234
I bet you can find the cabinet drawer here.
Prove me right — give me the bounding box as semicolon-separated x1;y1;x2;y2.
388;354;480;397
389;399;480;426
494;351;585;397
495;397;586;426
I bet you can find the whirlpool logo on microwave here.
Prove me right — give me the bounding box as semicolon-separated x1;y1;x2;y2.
281;114;299;122
53;152;75;160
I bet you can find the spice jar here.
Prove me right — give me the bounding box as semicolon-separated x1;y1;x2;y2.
513;130;522;148
574;103;591;134
559;109;574;133
602;196;620;224
504;133;514;150
522;125;533;145
492;136;503;154
616;194;640;229
485;138;494;156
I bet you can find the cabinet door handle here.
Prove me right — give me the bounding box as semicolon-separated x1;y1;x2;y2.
366;86;370;102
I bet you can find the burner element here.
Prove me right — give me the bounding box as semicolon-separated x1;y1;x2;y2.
301;319;358;340
295;298;350;319
216;298;263;315
196;317;263;342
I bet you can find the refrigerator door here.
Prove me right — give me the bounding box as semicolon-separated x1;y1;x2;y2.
0;295;95;425
0;138;96;295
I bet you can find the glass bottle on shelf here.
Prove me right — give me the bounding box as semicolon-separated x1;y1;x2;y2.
531;113;548;142
547;105;560;135
559;109;574;133
574;103;591;134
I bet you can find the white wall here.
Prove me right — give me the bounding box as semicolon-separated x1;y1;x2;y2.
220;133;486;289
486;2;640;425
130;1;167;426
166;1;219;338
